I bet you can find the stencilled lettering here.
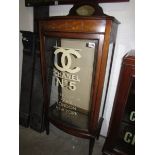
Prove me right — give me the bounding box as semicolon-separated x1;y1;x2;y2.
52;47;81;91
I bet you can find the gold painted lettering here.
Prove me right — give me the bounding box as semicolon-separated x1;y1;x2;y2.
129;111;135;122
124;132;132;144
55;77;64;87
54;47;81;74
71;74;80;82
68;81;76;91
124;132;135;145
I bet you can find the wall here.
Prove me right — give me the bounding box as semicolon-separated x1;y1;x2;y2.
19;0;135;137
19;0;33;89
99;0;135;136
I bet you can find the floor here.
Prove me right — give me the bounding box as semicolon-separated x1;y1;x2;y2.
19;125;105;155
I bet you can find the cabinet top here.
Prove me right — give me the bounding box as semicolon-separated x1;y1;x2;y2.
39;15;119;34
39;15;120;24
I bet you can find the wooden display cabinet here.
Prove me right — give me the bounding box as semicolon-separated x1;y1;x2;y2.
39;3;119;155
102;51;135;155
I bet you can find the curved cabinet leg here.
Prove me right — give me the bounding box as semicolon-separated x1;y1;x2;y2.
89;138;95;155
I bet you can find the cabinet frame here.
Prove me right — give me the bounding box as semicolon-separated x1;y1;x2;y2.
39;15;119;155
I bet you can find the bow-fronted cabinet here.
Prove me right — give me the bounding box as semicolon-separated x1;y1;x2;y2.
39;3;119;154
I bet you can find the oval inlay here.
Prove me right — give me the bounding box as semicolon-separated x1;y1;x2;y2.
76;5;95;16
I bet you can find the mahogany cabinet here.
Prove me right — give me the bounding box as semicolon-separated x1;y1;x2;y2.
102;51;135;155
38;4;119;154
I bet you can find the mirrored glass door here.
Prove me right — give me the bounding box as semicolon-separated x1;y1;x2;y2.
45;37;99;131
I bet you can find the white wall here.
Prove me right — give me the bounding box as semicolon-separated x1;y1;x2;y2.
99;0;135;136
19;0;33;89
19;0;135;137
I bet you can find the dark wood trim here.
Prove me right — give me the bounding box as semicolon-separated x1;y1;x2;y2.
101;21;118;119
90;20;112;133
89;138;95;155
33;6;49;33
39;16;120;24
26;0;129;7
48;116;94;139
39;29;50;134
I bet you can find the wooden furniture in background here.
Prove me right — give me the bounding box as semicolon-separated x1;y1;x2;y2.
20;31;36;127
20;4;50;132
102;51;135;155
19;31;46;132
25;0;130;7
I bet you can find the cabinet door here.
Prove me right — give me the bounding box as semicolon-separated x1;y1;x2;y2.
44;36;99;131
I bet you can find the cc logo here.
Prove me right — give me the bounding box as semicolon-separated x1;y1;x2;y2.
54;47;81;74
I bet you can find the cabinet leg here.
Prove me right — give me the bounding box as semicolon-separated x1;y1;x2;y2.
89;138;95;155
44;116;49;135
46;122;49;135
